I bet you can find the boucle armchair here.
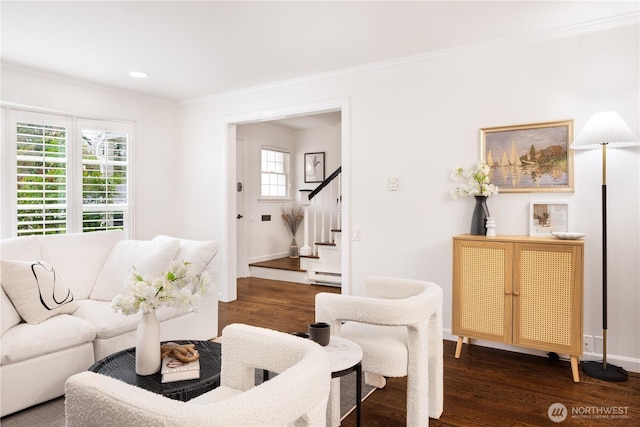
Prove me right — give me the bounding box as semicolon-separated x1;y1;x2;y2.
315;276;443;426
65;323;331;427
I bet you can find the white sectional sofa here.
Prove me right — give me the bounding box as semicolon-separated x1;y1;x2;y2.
0;230;219;417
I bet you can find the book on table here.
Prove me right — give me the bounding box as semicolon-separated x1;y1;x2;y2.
161;356;200;383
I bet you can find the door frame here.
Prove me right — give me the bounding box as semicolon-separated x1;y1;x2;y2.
235;137;248;278
221;97;351;302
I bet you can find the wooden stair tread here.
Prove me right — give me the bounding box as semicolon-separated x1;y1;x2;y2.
249;257;306;272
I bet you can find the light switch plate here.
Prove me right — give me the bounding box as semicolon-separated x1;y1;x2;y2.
388;176;399;191
352;227;361;241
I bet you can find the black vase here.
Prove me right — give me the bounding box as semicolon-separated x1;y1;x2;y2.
470;196;489;235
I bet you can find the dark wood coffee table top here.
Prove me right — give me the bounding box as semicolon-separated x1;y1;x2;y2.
89;340;221;402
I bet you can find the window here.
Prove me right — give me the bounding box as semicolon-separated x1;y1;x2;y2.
14;112;71;235
79;121;129;233
260;147;289;199
6;110;133;237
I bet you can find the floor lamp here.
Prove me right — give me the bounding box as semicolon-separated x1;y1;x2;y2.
570;111;639;382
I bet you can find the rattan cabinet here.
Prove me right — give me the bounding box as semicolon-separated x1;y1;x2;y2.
452;234;584;382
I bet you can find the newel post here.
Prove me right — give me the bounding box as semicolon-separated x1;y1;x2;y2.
299;190;312;256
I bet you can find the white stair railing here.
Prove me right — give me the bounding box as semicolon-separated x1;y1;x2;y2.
300;167;341;256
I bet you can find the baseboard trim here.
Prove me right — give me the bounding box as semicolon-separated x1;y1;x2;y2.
443;329;639;374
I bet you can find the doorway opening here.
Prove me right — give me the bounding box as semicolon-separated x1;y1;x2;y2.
222;98;350;302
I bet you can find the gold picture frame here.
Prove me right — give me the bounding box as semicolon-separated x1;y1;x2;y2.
480;120;574;193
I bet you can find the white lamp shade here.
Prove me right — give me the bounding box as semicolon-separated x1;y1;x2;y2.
571;111;640;150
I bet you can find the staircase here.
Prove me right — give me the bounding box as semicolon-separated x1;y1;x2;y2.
249;167;343;287
300;229;342;286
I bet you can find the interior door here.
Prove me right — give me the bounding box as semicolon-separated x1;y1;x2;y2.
236;138;247;277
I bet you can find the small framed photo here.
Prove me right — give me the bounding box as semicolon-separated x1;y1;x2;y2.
304;152;325;183
480;120;574;193
529;201;570;236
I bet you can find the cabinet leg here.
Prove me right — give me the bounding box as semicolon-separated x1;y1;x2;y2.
455;337;464;359
570;355;580;383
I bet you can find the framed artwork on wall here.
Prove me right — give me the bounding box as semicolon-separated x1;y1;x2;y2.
529;201;570;236
480;120;574;193
304;152;325;183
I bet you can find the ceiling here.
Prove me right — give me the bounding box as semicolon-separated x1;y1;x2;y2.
1;1;638;103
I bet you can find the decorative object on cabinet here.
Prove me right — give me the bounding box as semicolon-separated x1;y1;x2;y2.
450;163;498;235
529;201;569;236
551;232;585;240
570;111;639;382
470;196;489;235
304;152;325;182
452;234;584;382
485;217;496;237
480;120;574;193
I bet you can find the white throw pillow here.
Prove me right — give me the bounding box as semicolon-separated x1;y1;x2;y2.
1;287;22;334
39;230;125;299
90;238;180;301
152;235;219;273
0;260;79;325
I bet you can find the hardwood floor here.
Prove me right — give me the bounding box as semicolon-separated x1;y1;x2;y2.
219;278;640;426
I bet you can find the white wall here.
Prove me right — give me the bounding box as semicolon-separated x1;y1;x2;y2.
296;123;342;192
178;23;639;369
0;64;181;240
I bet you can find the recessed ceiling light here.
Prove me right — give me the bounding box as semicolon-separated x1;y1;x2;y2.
129;71;149;79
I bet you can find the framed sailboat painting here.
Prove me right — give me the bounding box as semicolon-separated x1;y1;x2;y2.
480;120;574;193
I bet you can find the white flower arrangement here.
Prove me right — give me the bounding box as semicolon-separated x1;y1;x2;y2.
111;260;212;316
450;162;499;199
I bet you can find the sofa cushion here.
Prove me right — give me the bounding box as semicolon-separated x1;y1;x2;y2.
1;288;22;335
39;230;126;299
0;260;79;325
0;235;40;261
90;238;180;302
74;299;178;340
153;235;219;273
0;314;95;365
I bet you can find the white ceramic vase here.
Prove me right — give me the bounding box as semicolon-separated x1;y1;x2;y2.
135;310;161;375
486;217;496;237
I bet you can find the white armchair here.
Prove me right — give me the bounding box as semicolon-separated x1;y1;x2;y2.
65;323;331;427
315;276;443;426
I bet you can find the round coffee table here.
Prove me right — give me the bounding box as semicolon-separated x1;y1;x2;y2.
89;340;221;402
325;336;363;427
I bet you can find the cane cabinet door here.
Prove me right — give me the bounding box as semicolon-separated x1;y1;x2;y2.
513;242;583;355
452;239;513;344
